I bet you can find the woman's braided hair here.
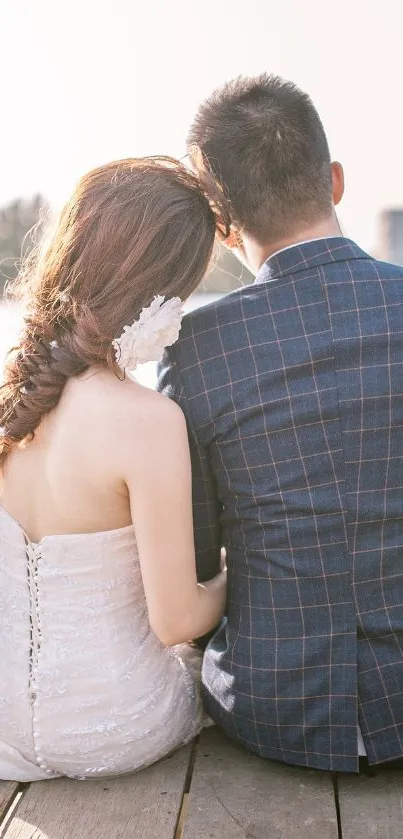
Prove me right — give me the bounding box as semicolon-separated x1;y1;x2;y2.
0;156;232;465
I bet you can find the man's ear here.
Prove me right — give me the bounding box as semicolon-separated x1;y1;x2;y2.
331;161;344;206
220;225;255;273
222;225;243;251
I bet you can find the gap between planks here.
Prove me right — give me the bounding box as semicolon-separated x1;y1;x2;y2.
174;738;199;839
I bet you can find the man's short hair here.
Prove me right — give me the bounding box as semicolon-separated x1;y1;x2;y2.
188;74;333;244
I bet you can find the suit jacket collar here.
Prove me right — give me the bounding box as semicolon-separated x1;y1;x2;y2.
254;237;371;284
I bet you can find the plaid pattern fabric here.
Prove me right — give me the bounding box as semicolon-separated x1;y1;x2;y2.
158;238;403;772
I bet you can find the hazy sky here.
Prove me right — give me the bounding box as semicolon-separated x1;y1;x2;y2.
1;0;403;251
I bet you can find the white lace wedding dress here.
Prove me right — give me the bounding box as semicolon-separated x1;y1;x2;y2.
0;506;206;781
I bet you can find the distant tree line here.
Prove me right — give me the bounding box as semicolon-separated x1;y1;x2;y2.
0;195;251;297
0;195;48;295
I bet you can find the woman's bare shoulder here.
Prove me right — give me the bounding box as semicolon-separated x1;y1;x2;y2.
82;369;186;445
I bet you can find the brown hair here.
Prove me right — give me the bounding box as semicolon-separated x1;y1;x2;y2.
0;156;231;464
188;73;333;244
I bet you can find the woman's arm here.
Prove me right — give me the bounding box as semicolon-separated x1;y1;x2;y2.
123;393;226;646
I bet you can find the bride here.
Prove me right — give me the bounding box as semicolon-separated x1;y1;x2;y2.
0;157;228;781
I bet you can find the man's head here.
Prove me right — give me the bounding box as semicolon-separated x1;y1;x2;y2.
188;74;344;269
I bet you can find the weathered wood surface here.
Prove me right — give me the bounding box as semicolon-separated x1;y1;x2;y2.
182;728;338;839
3;732;403;838
0;782;19;821
2;745;191;839
338;769;403;838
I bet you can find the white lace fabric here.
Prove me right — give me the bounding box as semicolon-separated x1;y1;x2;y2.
0;507;205;781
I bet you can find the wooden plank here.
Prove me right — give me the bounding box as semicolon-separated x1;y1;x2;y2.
338;770;403;838
0;783;19;822
3;745;192;839
183;728;338;839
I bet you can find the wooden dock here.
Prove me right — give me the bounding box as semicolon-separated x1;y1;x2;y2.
1;727;402;838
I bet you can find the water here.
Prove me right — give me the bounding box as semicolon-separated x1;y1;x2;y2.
0;294;221;389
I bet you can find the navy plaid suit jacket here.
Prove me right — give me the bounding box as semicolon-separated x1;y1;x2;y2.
158;238;403;772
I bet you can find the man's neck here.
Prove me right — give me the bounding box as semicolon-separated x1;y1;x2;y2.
244;213;343;273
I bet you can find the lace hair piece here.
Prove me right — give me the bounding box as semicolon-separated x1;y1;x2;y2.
113;295;184;371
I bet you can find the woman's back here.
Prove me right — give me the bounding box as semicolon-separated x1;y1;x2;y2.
1;368;146;541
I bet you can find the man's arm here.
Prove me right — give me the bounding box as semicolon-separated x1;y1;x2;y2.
157;348;222;583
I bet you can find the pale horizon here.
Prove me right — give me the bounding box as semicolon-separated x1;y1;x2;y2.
2;0;403;253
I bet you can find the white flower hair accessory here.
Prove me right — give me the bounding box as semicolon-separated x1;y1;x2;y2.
113;295;184;371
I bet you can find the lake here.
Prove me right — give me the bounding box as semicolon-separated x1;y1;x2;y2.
0;294;221;389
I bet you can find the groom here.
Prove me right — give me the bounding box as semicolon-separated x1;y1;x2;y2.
158;74;403;773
